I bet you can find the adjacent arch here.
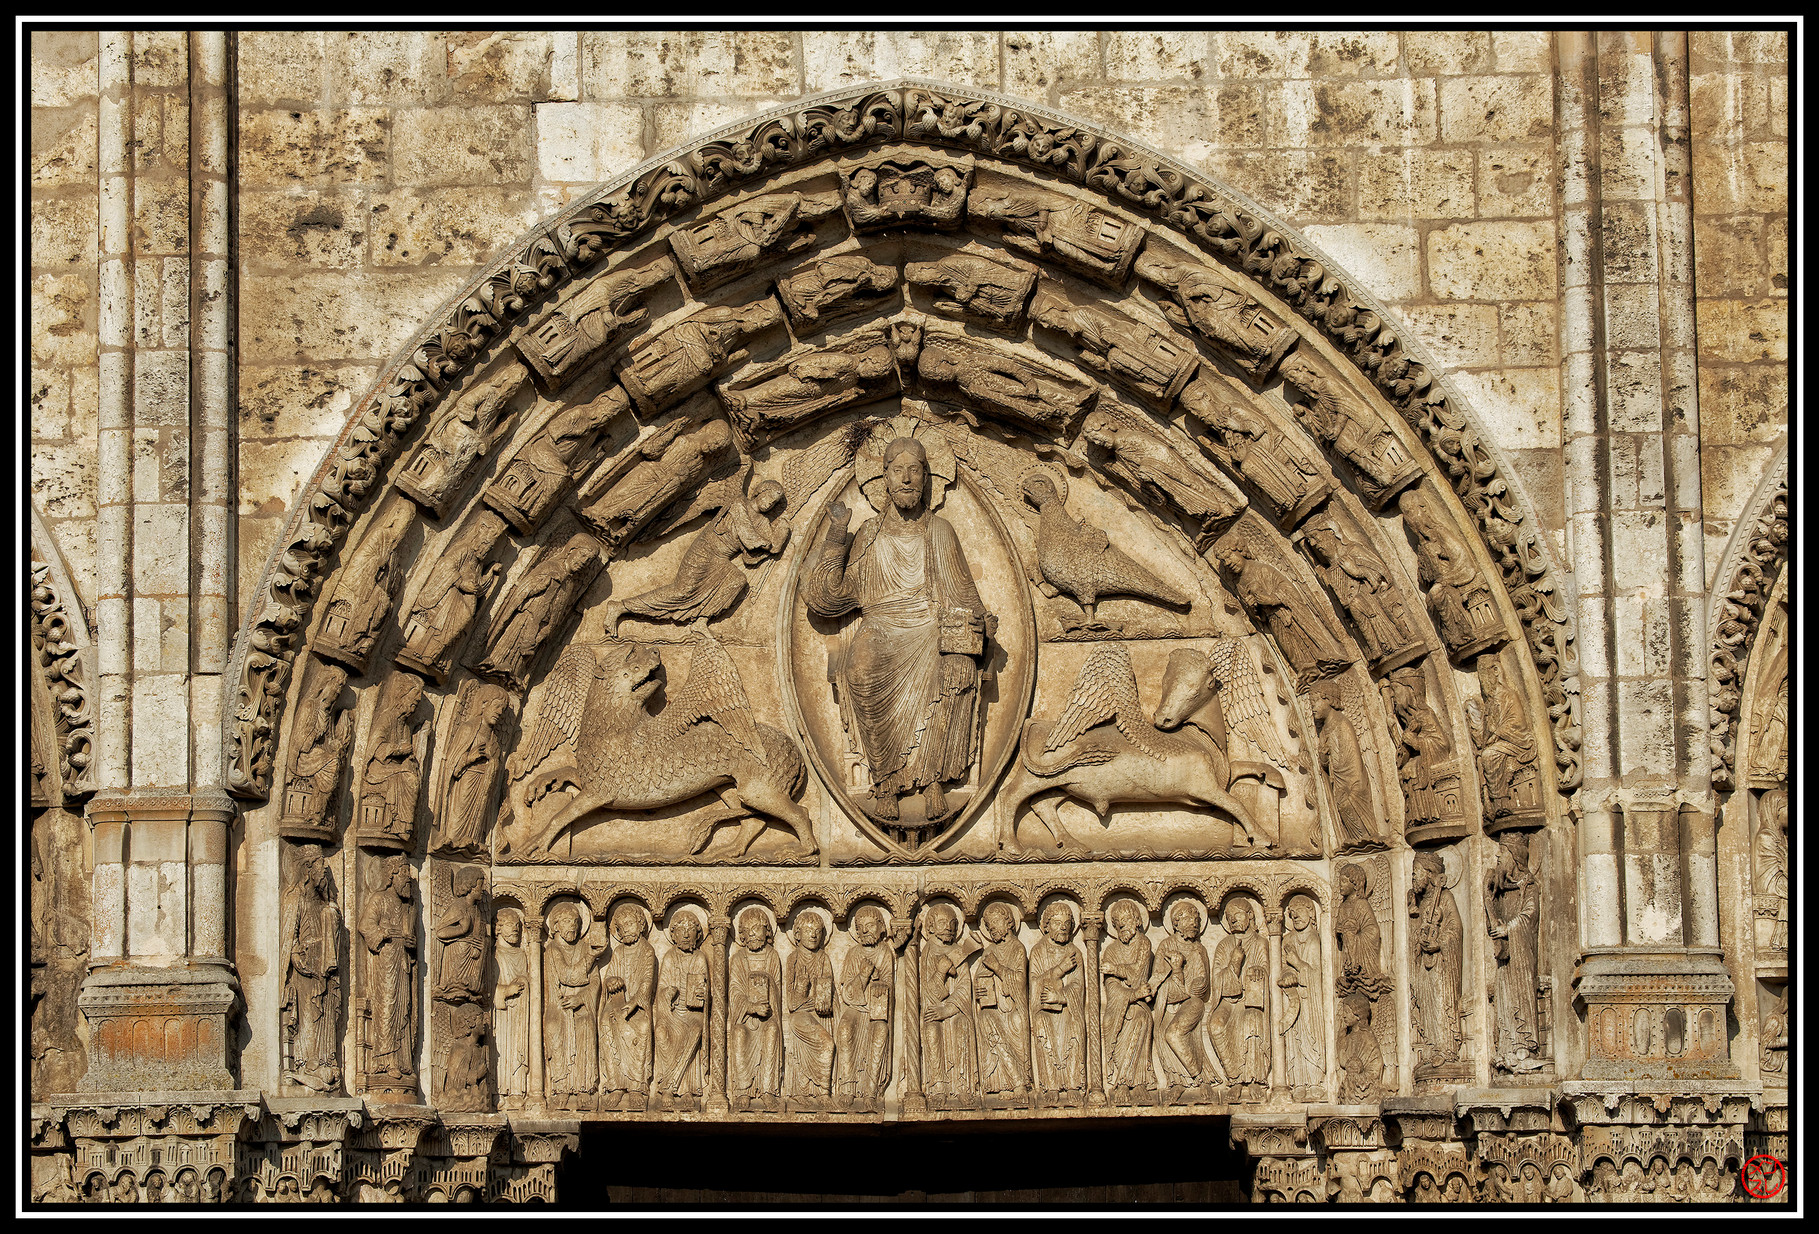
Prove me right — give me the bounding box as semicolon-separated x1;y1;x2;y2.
221;80;1578;802
1706;445;1789;791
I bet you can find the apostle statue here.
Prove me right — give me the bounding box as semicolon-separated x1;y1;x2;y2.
801;432;995;826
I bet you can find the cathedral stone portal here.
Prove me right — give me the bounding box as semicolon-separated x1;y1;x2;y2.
27;54;1786;1206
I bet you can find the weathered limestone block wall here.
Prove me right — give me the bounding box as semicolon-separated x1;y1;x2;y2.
1686;31;1788;584
31;31;103;614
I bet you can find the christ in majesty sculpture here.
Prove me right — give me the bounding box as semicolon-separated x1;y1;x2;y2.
802;436;995;825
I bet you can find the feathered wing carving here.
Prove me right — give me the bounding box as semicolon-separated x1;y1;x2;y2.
1043;641;1170;760
651;630;766;764
779;418;872;511
508;643;596;783
1208;637;1291;770
647;459;752;540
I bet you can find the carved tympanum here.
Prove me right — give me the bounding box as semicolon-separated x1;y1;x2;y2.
605;471;790;633
1004;640;1265;854
508;632;812;858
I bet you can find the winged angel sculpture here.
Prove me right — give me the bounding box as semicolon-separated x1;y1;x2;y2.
504;631;814;858
997;640;1267;854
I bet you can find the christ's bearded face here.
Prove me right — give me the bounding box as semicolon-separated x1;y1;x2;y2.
885;444;927;513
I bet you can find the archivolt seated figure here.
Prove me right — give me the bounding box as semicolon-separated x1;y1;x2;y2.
801;433;996;825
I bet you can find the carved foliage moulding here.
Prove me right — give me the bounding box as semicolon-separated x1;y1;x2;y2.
222;80;1579;803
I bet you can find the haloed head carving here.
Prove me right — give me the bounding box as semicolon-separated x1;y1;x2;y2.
852;905;886;946
1169;901;1203;939
1108;901;1145;941
1041;902;1076;942
792;912;827;951
611;903;647;944
882;437;929;514
981;902;1018;941
668;911;704;952
737;906;773;951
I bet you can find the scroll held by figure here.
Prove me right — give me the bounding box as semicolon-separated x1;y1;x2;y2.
801;431;995;835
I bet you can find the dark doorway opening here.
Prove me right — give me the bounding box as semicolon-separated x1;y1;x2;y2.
560;1116;1248;1206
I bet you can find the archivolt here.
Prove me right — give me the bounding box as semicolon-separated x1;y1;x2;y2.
222;79;1578;801
1706;446;1789;790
